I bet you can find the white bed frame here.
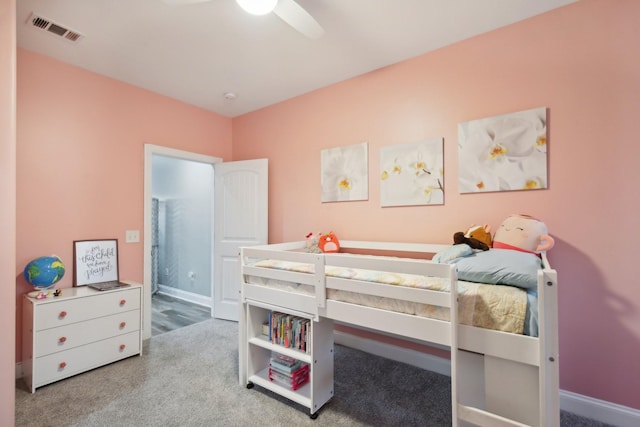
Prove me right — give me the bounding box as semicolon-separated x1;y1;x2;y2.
238;240;559;426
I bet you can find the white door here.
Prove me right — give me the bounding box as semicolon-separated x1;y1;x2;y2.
213;158;268;321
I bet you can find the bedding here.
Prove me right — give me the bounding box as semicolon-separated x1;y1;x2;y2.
248;259;534;335
434;246;542;290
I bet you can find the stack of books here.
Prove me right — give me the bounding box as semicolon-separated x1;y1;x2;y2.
268;352;309;391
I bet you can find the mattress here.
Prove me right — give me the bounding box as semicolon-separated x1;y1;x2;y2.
247;260;538;336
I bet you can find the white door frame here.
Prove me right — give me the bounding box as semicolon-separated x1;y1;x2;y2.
143;144;222;340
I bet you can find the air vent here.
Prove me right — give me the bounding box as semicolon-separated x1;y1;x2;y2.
27;13;84;43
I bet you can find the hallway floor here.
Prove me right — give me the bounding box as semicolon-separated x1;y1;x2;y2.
151;293;211;336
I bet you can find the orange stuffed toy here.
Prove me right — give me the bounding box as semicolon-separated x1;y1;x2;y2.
318;232;340;253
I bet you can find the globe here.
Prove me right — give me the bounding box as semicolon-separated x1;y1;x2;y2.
24;256;65;289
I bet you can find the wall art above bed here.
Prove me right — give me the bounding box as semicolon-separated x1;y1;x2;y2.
320;141;368;202
458;107;548;194
379;138;444;207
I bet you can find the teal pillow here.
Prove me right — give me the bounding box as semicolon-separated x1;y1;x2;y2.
454;249;542;290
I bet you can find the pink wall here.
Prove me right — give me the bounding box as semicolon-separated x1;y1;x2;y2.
15;50;233;365
232;0;640;410
1;0;16;422
11;0;639;415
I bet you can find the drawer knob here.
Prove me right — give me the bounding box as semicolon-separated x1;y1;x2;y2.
58;336;67;344
119;322;126;329
59;362;67;369
59;311;67;319
119;344;126;351
119;299;126;306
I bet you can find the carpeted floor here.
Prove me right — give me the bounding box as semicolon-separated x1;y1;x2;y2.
15;319;612;426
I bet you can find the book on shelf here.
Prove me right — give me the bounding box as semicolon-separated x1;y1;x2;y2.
261;322;270;336
269;364;309;380
270;361;309;377
268;363;310;391
271;352;298;367
270;352;307;373
270;359;303;374
270;351;309;374
268;311;311;353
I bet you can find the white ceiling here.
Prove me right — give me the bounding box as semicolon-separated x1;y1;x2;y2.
16;0;577;118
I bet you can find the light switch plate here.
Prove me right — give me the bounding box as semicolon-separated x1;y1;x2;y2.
125;230;140;243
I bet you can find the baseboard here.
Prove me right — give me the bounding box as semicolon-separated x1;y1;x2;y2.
334;330;640;427
156;285;211;308
559;389;640;427
334;330;451;376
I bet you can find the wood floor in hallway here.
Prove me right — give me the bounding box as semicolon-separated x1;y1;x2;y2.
151;292;211;336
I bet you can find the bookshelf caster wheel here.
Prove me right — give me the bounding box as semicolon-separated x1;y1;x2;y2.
246;382;254;389
309;413;318;420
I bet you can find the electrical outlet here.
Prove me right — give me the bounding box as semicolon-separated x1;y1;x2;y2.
125;230;140;243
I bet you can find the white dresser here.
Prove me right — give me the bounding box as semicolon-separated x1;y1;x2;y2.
22;283;143;392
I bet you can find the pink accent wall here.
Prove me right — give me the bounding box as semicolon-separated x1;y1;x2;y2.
1;0;16;422
15;50;232;367
232;0;640;410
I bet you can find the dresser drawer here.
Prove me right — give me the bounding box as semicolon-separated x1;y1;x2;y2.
34;288;140;331
33;331;141;389
35;310;140;357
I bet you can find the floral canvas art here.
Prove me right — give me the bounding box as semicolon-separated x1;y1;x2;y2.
380;138;444;207
458;107;548;193
321;142;368;202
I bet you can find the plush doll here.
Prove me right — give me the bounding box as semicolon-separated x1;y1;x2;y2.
493;214;554;254
305;232;322;253
453;224;492;251
318;232;340;253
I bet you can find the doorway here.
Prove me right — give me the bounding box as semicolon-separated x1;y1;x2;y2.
143;145;222;340
151;155;214;336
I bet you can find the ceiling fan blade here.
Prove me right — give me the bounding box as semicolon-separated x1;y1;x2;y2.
273;0;324;39
162;0;212;5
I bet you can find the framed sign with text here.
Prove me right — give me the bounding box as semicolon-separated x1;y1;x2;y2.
73;239;119;286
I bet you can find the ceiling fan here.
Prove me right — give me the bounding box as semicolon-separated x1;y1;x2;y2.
163;0;325;39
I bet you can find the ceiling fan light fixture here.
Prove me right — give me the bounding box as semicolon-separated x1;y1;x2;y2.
235;0;278;16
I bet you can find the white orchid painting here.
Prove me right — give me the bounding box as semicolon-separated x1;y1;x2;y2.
458;107;548;193
321;142;368;202
380;138;444;207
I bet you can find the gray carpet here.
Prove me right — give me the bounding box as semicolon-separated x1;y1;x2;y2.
16;319;611;426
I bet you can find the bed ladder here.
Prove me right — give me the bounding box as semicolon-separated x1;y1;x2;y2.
452;337;538;427
451;266;559;427
455;404;531;427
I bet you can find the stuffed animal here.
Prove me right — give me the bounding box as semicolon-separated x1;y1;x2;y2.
493;214;554;254
318;232;340;253
453;224;492;251
453;233;488;251
305;232;322;253
467;224;493;248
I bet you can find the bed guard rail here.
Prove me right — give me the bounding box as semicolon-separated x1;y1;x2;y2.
240;242;328;312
